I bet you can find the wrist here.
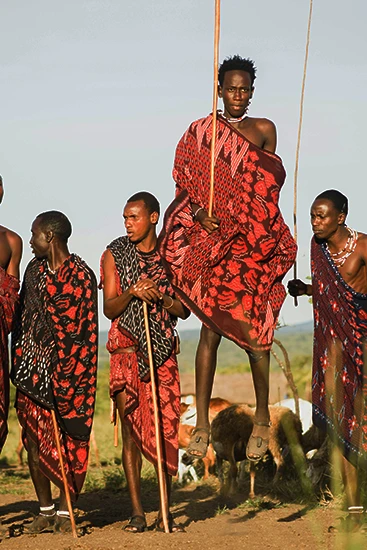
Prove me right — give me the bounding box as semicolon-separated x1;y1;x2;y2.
162;295;174;310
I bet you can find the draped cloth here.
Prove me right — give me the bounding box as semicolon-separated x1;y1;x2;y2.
12;254;98;500
0;267;20;453
158;114;297;352
311;237;367;468
100;242;180;476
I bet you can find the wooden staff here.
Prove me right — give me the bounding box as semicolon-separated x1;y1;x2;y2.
293;0;314;306
208;0;221;217
142;301;169;534
51;409;78;539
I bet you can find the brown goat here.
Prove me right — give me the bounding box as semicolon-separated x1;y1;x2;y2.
211;404;305;497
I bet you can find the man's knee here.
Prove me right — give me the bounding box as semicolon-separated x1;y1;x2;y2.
199;326;221;349
246;349;269;365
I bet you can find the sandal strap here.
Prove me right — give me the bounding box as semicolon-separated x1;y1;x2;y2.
253;420;271;427
192;427;210;436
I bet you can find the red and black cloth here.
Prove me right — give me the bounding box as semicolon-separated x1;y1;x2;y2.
0;267;20;453
311;238;367;468
100;240;181;476
12;254;98;499
159;114;297;351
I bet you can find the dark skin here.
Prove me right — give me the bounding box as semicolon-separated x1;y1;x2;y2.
191;69;276;457
288;197;367;519
102;200;189;530
0;179;22;279
27;217;71;515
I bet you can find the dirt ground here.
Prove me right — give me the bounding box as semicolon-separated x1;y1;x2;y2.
0;478;365;550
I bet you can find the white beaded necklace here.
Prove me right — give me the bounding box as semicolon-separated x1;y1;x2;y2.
219;110;248;123
326;227;358;267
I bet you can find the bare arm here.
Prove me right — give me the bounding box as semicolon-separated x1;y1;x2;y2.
102;249;190;320
7;232;22;279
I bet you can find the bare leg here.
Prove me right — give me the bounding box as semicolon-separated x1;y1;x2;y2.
195;325;221;430
116;391;144;521
246;351;271;460
27;437;53;508
187;326;221;458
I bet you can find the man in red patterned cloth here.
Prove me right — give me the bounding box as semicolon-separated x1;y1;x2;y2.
101;192;189;533
159;55;297;461
288;190;367;531
12;211;98;534
0;175;22;454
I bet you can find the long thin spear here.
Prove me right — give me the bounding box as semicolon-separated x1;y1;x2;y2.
51;410;78;538
142;302;170;534
293;0;314;306
208;0;221;217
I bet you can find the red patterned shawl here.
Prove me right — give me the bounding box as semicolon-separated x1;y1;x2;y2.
159;114;297;351
11;254;98;499
100;248;180;476
311;238;367;468
0;267;19;453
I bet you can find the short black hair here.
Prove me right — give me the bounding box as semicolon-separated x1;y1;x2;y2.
315;189;348;217
36;211;72;243
218;55;257;87
126;191;160;216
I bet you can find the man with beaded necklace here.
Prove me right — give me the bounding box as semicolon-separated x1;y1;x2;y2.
288;189;367;531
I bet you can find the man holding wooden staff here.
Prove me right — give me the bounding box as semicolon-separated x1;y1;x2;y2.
101;191;189;533
159;55;297;461
12;211;98;534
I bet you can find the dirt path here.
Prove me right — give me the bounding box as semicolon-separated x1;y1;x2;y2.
1;479;365;550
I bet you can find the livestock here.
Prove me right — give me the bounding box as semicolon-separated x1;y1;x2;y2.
211;404;305;497
177;397;231;483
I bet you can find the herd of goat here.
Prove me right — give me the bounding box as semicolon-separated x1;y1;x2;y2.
178;395;328;498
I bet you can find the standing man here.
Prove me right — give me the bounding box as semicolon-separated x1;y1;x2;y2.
0;175;22;454
101;192;189;533
288;190;367;531
12;211;98;534
159;55;297;460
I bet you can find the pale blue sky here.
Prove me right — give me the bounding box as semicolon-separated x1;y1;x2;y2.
1;1;366;330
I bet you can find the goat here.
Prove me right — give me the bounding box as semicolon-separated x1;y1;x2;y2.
211;404;305;497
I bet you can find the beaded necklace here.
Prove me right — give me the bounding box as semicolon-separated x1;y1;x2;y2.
326;227;358;267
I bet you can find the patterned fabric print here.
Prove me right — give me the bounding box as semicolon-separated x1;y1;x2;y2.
100;250;180;476
311;238;367;468
158;114;297;351
12;254;98;440
0;267;20;453
107;237;176;379
16;392;90;501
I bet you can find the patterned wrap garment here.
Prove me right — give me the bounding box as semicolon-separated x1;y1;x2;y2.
11;254;98;500
0;267;20;453
158;114;297;352
311;237;367;468
100;237;180;476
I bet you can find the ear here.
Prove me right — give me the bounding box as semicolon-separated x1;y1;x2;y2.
338;212;346;225
150;212;159;225
218;84;223;98
45;230;54;243
250;86;255;99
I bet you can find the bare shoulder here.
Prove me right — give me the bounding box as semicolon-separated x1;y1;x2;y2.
252;117;277;135
357;232;367;253
247;117;277;153
0;225;22;250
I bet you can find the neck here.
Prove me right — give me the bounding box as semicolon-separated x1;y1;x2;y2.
136;234;157;253
47;244;70;272
326;225;349;252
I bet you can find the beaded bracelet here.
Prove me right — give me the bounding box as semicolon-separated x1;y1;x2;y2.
162;296;174;309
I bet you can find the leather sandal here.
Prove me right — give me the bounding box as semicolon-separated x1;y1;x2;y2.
23;513;56;534
186;427;210;459
246;420;271;462
155;513;185;533
124;515;147;533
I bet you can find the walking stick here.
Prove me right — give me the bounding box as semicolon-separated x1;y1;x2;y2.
142;301;170;534
51;409;78;539
293;0;314;307
208;0;221;217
